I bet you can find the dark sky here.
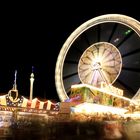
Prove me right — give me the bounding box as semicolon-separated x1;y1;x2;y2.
0;2;139;101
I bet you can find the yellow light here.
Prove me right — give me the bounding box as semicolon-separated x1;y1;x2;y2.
101;82;123;96
73;103;128;115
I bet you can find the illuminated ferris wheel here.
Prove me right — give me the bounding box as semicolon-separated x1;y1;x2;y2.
55;14;140;101
78;42;122;87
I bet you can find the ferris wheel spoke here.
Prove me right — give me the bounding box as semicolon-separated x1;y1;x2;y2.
98;46;105;58
122;48;140;58
122;67;140;73
108;23;118;42
101;47;113;60
117;79;136;95
79;65;90;71
83;32;91;46
97;24;101;42
74;45;84;54
86;51;95;61
80;69;91;79
63;72;78;80
116;31;134;48
66;87;71;95
102;61;115;67
84;71;94;84
114;61;121;66
65;60;78;64
103;68;118;76
103;56;114;64
82;56;92;63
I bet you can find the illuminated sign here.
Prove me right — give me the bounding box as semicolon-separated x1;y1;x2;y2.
101;82;123;96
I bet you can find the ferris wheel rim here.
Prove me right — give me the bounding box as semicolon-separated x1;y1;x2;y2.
55;14;140;102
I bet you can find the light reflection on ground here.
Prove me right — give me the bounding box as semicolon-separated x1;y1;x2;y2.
0;120;140;140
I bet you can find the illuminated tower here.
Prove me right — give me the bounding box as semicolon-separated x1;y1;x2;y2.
13;70;17;90
30;66;35;101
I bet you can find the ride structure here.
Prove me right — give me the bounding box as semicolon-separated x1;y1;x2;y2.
55;14;140;115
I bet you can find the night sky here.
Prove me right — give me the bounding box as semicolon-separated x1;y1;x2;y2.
0;2;139;102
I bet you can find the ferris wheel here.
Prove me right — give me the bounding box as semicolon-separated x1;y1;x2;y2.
78;42;122;87
55;14;140;101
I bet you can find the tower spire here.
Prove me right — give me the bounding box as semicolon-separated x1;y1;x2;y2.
13;70;17;90
30;66;35;101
